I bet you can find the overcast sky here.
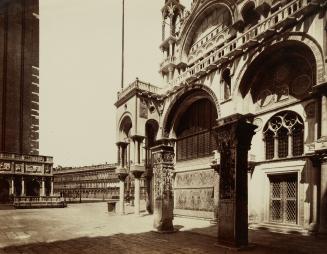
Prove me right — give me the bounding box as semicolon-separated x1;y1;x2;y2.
39;0;191;167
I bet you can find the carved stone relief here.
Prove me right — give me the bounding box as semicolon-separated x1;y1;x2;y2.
175;188;214;211
0;162;11;172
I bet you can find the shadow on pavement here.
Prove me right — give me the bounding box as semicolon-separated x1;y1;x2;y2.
1;224;326;254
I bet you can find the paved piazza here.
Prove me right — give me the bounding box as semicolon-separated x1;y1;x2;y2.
0;203;325;254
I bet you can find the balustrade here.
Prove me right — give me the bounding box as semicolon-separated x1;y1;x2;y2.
169;0;315;87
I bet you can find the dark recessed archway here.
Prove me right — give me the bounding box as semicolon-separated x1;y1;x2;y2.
239;41;316;104
0;179;10;203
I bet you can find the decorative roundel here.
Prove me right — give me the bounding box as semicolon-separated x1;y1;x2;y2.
253;118;263;132
291;74;311;96
275;65;290;83
257;89;274;108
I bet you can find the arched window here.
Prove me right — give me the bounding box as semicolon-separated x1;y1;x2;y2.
222;69;231;100
263;111;304;160
176;99;217;161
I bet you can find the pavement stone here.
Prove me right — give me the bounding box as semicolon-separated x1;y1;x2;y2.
0;202;325;254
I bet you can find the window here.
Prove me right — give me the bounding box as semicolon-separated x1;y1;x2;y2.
269;174;297;224
278;128;288;158
176;99;217;161
265;130;275;160
222;69;231;100
263;111;304;160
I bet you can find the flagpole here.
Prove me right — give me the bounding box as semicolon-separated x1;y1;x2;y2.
121;0;125;90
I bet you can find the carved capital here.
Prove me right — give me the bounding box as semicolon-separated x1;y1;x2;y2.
214;114;257;153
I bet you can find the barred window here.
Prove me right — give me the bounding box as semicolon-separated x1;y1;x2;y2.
176;99;217;161
269;174;297;224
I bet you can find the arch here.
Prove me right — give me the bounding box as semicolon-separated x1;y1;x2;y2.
235;34;326;97
0;178;10;203
118;113;133;142
162;84;220;137
240;0;259;26
179;0;235;62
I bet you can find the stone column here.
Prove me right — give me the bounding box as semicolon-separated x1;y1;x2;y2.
132;171;143;215
309;157;319;233
10;177;15;195
41;178;45;196
116;170;128;215
144;168;153;214
50;178;54;196
210;150;220;224
21;177;25;196
287;131;293;158
152;139;175;232
273;133;278;159
214;114;256;248
168;66;174;82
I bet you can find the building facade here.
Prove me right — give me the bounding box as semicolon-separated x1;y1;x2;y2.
0;0;55;204
53;164;123;202
115;0;327;235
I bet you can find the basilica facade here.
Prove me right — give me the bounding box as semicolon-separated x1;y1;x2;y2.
115;0;327;236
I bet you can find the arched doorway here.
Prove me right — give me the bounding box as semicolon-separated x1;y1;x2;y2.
26;179;40;197
0;179;10;203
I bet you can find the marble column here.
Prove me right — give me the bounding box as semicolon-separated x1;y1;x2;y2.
41;178;45;196
117;171;128;215
309;158;319;233
152;139;175;232
287;131;293;158
10;178;15;195
50;178;54;196
273;133;278;159
214;114;256;248
132;171;143;215
144;168;154;214
21;177;25;196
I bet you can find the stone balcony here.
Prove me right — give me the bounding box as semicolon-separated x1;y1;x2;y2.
0;152;53;175
160;56;176;73
169;0;321;88
117;79;162;102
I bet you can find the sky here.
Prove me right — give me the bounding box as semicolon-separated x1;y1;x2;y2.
39;0;192;167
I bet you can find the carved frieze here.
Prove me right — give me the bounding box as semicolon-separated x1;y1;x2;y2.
175;170;214;188
15;163;24;172
175;188;214;211
0;162;11;172
25;164;43;174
